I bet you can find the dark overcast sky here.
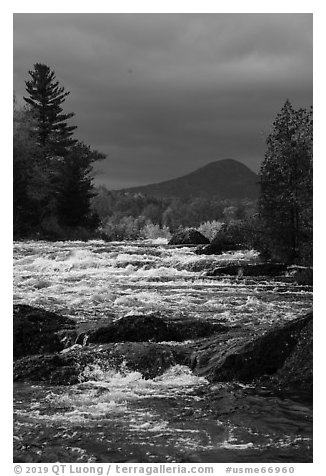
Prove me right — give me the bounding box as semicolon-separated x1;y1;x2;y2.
13;13;312;189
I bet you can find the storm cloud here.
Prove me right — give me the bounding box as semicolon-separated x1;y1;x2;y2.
13;13;312;189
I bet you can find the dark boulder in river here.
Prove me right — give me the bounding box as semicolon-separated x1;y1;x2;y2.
195;225;243;255
292;267;313;285
13;342;191;384
13;304;77;359
106;342;190;379
196;243;239;255
269;314;313;394
168;229;210;245
82;314;172;344
167;318;229;341
79;313;229;344
14;352;82;385
206;262;288;277
196;240;242;255
192;311;312;392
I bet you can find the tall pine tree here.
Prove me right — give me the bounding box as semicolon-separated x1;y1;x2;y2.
24;63;77;157
259;100;313;264
17;63;106;237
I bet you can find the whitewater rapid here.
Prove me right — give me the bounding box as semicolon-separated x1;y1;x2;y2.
13;239;311;328
13;239;313;463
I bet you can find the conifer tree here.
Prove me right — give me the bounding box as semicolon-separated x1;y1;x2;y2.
13;101;37;233
14;63;107;237
13;99;59;235
259;100;313;264
23;63;77;157
56;142;105;230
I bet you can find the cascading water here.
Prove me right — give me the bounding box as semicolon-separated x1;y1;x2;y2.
13;239;313;463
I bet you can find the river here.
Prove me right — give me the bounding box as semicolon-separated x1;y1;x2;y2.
13;239;313;463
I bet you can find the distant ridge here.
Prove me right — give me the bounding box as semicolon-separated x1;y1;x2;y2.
123;159;260;200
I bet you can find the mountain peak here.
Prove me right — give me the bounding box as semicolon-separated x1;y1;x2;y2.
123;159;260;200
196;158;254;170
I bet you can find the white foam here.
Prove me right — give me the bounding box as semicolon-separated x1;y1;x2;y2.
18;364;207;426
13;240;312;326
220;441;255;450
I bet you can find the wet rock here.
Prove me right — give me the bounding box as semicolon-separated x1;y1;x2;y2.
166;319;229;341
193;311;312;387
207;263;288;277
196;242;242;255
81;314;172;344
105;342;189;379
195;226;243;255
13;352;82;385
292;267;313;285
13;304;77;360
78;313;229;344
269;316;313;394
168;229;210;245
13;342;190;384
